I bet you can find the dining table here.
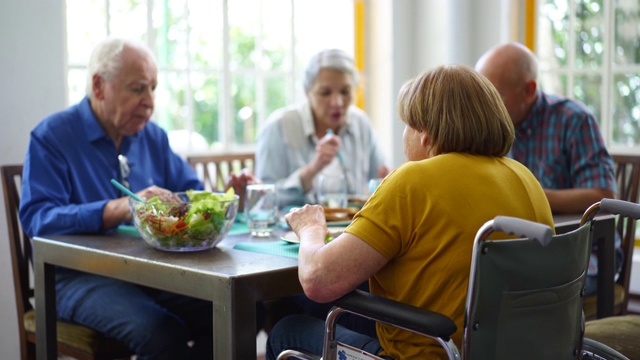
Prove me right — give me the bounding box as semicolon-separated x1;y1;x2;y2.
33;211;618;359
33;221;302;360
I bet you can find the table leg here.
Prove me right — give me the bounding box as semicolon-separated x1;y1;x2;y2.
213;284;258;359
34;255;57;359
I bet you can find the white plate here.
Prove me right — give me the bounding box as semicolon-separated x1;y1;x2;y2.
281;227;347;244
279;217;352;229
280;231;300;243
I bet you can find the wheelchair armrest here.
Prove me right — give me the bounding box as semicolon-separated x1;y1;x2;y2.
333;289;457;340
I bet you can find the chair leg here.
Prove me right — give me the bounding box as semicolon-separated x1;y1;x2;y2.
26;341;36;360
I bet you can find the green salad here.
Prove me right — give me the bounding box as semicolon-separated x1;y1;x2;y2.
131;189;238;250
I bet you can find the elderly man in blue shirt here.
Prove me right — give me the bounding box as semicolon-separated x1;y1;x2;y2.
19;37;253;359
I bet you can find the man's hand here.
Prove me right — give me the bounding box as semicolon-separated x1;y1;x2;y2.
225;168;260;211
103;185;175;229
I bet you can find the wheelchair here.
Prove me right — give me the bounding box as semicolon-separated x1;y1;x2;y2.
277;199;640;360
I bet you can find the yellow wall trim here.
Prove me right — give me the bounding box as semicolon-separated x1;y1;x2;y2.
524;0;536;50
354;0;365;108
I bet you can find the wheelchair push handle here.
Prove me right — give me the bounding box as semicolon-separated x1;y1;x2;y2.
492;216;553;246
600;198;640;220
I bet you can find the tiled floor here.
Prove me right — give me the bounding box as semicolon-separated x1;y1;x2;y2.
61;302;640;360
59;331;269;360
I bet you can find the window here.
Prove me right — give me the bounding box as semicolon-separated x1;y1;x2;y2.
66;0;355;155
536;0;640;151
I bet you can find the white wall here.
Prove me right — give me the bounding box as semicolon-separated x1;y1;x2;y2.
0;1;507;358
0;1;66;359
366;0;509;168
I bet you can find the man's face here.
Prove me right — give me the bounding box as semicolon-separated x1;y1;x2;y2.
99;46;158;136
476;65;529;126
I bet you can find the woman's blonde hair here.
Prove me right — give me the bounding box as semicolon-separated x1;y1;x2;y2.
398;65;514;156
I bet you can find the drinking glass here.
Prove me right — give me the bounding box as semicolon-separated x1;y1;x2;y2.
317;173;348;208
245;184;278;237
368;178;384;195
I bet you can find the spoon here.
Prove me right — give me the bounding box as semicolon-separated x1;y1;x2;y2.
326;129;345;165
110;178;144;202
326;129;351;193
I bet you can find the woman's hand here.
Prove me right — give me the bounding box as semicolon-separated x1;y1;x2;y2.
377;164;390;178
285;204;327;240
300;133;341;192
311;133;341;172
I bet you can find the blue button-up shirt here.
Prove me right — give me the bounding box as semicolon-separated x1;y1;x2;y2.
19;97;202;237
511;90;616;192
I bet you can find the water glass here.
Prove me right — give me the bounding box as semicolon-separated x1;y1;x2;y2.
245;184;278;237
368;178;384;195
317;173;348;208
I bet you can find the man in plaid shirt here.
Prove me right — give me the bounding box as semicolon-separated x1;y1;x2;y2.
476;42;618;295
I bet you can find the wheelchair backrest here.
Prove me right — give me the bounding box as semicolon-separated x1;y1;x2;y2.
463;222;592;359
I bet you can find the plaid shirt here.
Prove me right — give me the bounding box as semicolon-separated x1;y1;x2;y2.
510;90;618;277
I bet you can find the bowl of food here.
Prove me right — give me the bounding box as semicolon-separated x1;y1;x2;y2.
129;189;239;252
324;207;359;223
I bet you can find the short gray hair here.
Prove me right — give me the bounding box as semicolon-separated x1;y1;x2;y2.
85;37;155;98
302;49;359;93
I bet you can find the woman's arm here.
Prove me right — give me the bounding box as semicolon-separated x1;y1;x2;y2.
286;205;388;303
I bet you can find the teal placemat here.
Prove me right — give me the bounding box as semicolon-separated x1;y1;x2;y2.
116;225;141;236
228;221;250;235
233;241;299;259
117;220;250;237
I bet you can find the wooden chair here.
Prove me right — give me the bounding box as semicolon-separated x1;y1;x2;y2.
583;154;640;320
2;164;133;360
187;152;255;192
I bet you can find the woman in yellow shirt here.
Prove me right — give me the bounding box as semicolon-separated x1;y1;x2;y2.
266;65;554;359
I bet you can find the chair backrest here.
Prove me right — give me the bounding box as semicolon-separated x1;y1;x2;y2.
463;217;592;359
1;164;32;357
186;153;255;192
611;154;640;313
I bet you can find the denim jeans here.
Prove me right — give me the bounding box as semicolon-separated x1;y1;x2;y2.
585;242;624;296
266;314;391;360
55;268;213;360
585;275;598;296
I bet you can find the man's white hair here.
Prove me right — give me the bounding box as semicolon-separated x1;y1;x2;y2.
85;37;156;99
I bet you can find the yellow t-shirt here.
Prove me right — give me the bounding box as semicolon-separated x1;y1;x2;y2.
347;153;554;359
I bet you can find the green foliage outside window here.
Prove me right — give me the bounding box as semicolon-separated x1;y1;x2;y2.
538;0;640;148
66;0;354;153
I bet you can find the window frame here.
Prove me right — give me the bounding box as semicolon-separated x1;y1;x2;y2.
533;0;640;154
65;0;361;155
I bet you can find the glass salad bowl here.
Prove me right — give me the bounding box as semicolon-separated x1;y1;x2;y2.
129;190;239;252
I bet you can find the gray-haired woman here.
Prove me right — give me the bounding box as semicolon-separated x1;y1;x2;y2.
255;49;389;206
